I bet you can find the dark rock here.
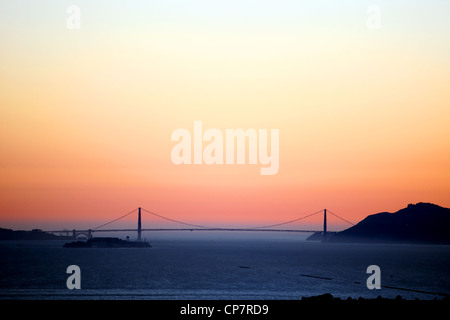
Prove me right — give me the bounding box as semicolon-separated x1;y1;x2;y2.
330;203;450;244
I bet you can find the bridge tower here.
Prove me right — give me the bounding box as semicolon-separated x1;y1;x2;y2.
137;207;142;241
322;209;327;242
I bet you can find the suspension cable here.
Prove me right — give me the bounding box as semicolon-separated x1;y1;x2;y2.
92;208;138;230
326;210;355;226
141;208;214;229
253;209;324;229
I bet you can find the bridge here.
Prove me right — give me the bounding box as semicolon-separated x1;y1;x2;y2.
47;207;355;242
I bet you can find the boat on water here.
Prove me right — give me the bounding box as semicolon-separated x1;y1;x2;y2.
63;237;151;248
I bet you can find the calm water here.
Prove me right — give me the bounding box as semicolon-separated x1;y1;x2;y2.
1;232;449;300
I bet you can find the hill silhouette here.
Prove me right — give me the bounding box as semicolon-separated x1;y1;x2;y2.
330;203;450;244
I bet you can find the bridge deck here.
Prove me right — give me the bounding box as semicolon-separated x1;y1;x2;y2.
49;228;322;233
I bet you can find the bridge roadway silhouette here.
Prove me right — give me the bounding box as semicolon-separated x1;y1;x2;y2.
47;207;355;241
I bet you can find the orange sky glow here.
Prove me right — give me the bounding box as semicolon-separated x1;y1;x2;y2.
1;1;449;230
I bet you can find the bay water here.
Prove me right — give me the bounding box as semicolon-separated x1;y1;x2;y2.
1;231;449;300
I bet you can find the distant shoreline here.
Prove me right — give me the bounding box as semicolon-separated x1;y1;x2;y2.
0;227;73;241
3;202;450;245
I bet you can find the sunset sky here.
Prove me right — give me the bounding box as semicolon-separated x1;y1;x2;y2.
1;1;449;230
